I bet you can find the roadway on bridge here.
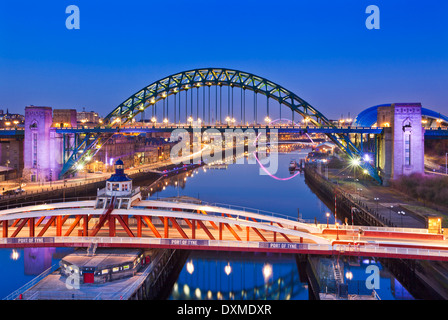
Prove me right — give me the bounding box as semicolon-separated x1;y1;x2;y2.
0;199;447;262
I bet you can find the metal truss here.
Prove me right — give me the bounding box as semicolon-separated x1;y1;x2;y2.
59;68;381;183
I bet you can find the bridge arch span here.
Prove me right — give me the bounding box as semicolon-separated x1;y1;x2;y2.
60;68;378;182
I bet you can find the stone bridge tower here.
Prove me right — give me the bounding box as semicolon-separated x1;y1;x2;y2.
377;103;425;185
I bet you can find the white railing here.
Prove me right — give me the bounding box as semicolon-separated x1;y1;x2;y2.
146;196;315;225
3;264;60;300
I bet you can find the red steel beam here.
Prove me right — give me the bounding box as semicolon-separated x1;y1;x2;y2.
251;226;267;242
56;216;62;237
35;216;45;228
225;214;243;231
197;220;215;240
169;217;189;239
11;219;21;228
141;216;162;238
116;215;135;237
276;223;292;243
109;215;116;237
164;217;169;238
37;217;55;237
64;216;83;237
83;215;89;237
224;223;241;241
11;218;29;238
2;221;8;238
29;218;35;238
199;210;218;230
136;216;142;237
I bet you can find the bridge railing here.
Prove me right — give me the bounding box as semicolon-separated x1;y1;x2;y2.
149;196;315;225
0;196;96;211
323;223;431;234
3;236;446;261
3;264;60;300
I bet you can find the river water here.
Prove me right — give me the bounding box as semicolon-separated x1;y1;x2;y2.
0;149;413;300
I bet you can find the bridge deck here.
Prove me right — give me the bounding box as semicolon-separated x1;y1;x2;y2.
0;199;447;261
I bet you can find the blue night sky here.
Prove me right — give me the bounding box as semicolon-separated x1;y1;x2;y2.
1;0;447;119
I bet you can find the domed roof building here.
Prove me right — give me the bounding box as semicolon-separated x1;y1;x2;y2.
353;104;448;128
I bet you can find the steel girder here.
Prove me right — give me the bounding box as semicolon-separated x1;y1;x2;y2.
59;68;381;183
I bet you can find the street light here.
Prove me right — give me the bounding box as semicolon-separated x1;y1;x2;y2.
398;210;406;228
326;212;330;228
374;197;379;212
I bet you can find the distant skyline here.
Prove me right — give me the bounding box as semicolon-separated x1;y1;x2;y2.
1;0;447;119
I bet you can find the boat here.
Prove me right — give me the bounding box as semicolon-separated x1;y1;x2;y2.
289;160;298;171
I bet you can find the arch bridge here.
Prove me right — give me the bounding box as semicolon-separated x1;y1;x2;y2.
59;68;380;182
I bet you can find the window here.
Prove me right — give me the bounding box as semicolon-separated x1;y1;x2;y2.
32;133;38;168
112;183;120;191
404;133;411;166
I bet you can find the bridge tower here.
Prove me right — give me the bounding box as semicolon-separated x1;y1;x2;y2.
23;106;76;183
377;103;425;185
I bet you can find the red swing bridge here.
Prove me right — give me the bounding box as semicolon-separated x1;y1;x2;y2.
0;160;447;262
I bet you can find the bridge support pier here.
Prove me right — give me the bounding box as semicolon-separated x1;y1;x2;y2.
377;103;425;185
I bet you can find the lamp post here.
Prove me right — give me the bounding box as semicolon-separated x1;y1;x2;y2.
374;197;379;212
326;212;330;228
389;205;393;224
398;211;405;228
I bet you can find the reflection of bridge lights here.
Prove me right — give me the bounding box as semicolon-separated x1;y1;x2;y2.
183;284;190;297
195;288;201;299
186;260;194;274
224;263;232;275
345;271;353;280
11;249;19;260
262;263;273;282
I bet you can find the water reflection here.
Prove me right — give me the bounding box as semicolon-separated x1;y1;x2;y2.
170;252;309;300
24;247;55;275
